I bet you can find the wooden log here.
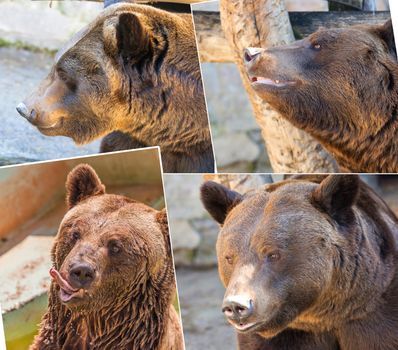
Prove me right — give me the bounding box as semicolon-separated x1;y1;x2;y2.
193;11;391;63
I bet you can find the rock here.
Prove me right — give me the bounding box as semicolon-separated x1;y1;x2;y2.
169;220;201;251
214;132;260;167
192;219;219;268
163;175;206;220
201;63;257;133
0;1;102;51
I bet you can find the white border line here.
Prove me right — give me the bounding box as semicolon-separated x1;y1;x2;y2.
0;146;160;170
190;1;218;174
389;0;398;50
0;305;6;350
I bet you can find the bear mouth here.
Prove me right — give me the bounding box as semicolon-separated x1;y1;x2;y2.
250;76;297;89
232;321;262;333
36;122;59;130
50;267;84;303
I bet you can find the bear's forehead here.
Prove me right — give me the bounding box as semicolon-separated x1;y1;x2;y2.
311;26;380;48
61;195;157;230
222;182;321;241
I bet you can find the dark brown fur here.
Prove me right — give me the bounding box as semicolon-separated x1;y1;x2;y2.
20;4;214;173
30;164;183;350
201;175;398;349
245;20;398;173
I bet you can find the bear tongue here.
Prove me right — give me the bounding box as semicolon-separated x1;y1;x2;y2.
49;267;79;294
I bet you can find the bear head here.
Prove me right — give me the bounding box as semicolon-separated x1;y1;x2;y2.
201;175;396;338
50;164;171;312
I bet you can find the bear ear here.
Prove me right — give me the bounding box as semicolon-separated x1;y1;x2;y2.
312;175;360;220
373;19;396;58
66;164;105;209
103;13;152;61
200;181;243;225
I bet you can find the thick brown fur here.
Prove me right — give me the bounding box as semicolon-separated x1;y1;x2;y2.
201;175;398;349
245;20;398;172
30;164;184;350
21;4;214;173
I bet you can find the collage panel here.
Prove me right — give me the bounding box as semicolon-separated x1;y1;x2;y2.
192;0;394;173
0;0;215;173
1;0;398;349
164;173;398;350
0;148;184;350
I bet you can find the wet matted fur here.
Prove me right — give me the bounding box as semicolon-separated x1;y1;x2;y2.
30;164;184;350
20;3;214;173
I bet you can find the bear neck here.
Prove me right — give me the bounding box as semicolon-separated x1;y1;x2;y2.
295;188;398;347
280;92;398;173
334;267;398;350
114;18;211;156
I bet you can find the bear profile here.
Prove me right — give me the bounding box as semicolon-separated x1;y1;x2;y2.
30;164;184;350
201;175;398;349
17;4;214;173
244;20;398;173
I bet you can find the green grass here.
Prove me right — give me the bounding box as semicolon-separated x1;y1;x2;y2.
0;38;56;55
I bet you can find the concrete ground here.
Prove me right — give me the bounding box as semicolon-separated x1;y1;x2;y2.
176;268;236;350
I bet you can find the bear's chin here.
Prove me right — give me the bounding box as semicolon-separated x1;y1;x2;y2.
255;325;286;339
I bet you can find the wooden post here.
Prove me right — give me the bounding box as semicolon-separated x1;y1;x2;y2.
219;0;338;173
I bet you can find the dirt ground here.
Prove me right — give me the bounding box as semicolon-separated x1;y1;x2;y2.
176;268;236;350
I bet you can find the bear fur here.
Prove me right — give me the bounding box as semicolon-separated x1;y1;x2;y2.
201;175;398;349
19;3;214;173
30;164;184;350
244;20;398;173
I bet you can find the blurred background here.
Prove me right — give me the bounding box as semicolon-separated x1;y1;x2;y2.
193;0;391;173
0;148;164;350
164;174;398;350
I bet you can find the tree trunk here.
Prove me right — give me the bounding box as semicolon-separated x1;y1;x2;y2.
219;0;338;173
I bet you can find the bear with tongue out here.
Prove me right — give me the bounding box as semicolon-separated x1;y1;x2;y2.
30;164;183;350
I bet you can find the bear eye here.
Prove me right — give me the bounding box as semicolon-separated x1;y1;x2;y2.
225;256;233;265
56;68;77;92
312;43;321;50
108;241;122;256
71;231;80;241
266;251;281;262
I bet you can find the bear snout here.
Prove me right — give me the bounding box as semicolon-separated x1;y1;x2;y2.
222;295;254;323
244;47;264;63
69;263;96;289
16;102;37;122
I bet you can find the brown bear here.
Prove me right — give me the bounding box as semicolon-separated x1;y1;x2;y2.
244;20;398;173
16;3;214;173
201;175;398;350
30;164;184;350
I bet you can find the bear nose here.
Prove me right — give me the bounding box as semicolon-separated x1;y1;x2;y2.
244;47;264;63
222;295;254;321
16;103;37;122
69;264;95;288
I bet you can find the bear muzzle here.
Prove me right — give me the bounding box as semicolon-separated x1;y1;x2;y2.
244;47;299;90
16;102;62;131
222;295;259;332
